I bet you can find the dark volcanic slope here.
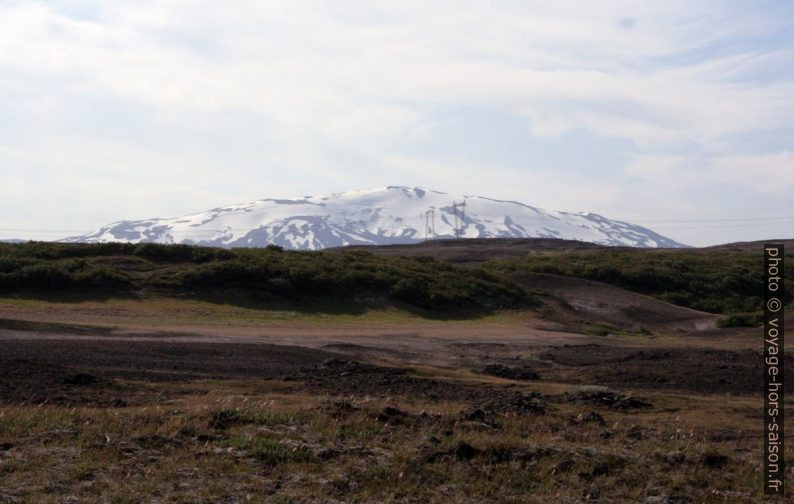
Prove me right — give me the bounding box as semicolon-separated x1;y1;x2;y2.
515;272;718;332
339;238;607;263
0;337;505;407
699;239;794;251
541;344;789;395
341;237;794;263
0;339;334;405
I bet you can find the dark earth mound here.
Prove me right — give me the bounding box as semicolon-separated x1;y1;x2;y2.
541;344;792;395
481;364;540;381
0;338;333;406
0;340;503;406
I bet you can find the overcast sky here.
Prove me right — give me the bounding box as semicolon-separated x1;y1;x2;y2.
1;1;793;246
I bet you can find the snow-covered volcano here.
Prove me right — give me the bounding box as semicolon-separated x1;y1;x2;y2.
64;186;686;249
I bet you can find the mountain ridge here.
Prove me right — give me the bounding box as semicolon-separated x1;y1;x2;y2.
64;186;687;249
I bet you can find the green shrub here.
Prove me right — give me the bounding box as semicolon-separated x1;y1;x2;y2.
717;312;764;328
487;249;793;316
0;242;534;312
0;260;129;291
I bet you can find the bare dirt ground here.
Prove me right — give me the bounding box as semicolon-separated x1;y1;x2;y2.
0;274;788;502
517;272;718;332
0;272;771;403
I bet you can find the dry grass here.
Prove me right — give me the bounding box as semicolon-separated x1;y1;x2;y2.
0;296;534;331
0;286;784;502
0;375;786;503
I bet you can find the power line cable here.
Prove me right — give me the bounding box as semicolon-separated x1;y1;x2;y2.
636;215;794;223
653;220;794;230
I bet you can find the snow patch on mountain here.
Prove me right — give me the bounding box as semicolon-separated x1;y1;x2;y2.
64;186;687;249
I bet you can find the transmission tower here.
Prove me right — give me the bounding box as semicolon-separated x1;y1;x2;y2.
452;201;467;238
421;207;436;239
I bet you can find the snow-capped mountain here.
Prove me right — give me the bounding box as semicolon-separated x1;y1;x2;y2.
64;186;687;249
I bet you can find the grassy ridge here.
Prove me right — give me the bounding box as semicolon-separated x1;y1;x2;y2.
2;241;788;323
0;242;533;313
486;249;793;325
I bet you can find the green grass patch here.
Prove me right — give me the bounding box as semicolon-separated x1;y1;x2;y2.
225;435;314;465
210;408;308;429
583;322;652;337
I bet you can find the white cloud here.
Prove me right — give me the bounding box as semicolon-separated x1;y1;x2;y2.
710;151;794;193
2;1;790;147
624;154;691;179
0;0;793;244
624;151;794;194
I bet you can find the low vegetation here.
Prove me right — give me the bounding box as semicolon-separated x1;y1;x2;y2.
487;249;793;325
2;242;789;323
0;242;534;313
0;342;780;502
0;240;789;501
0;372;776;502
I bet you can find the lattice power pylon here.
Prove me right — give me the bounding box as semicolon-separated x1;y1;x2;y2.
421;207;436;240
452;200;467;238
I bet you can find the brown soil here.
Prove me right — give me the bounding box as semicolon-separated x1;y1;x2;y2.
540;344;788;395
0;338;333;406
0;337;507;408
515;272;718;332
0;267;768;406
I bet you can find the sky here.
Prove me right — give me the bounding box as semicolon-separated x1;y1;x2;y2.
1;0;793;246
